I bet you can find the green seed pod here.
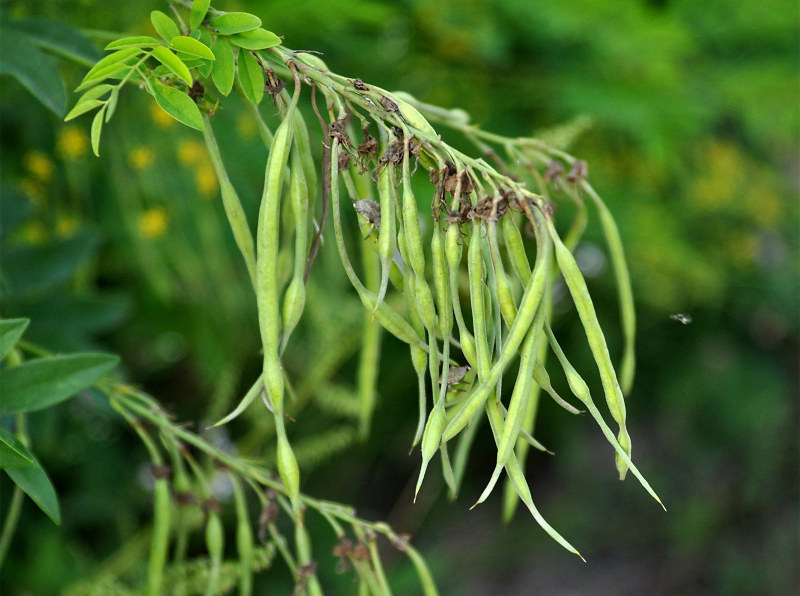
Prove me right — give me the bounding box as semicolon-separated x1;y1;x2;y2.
205;510;224;596
231;476;254;596
281;278;305;351
431;225;452;338
532;359;581;415
414;401;446;500
292;110;317;203
502;215;531;285
147;477;171;596
413;276;437;334
276;430;300;510
468;225;491;377
390;91;438;137
375;162;397;311
402;140;426;278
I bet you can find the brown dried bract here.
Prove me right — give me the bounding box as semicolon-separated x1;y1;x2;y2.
329;118;351;148
188;80;204;102
351;78;369;91
544;159;564;183
566;159;588;183
444;199;473;225
379;95;399;113
356;129;378;173
151;464;172;480
352;543;370;561
337;149;351;171
264;68;286;96
201;497;221;515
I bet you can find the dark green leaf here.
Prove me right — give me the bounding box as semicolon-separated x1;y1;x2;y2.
237;49;264;106
0;318;29;361
190;0;211;29
1;230;100;296
210;12;262;35
14;17;100;67
0;26;66;116
151;46;193;85
170;36;215;60
6;457;61;525
91;105;106;156
229;28;282;51
105;36;160;50
64;98;103;121
152;80;204;131
211;38;235;96
0;352;119;416
150;10;180;43
0;429;35;468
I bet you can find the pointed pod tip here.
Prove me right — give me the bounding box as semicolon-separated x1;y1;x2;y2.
578;552;587;563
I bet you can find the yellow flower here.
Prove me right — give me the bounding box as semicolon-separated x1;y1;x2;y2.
56;126;89;160
195;163;218;197
236;112;256;138
56;216;79;237
127;146;155;170
20;178;45;205
150;102;175;128
20;221;48;245
177;139;207;165
138;207;169;239
24;151;55;182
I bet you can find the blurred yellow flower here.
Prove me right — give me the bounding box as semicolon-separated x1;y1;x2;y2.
24;151;55;182
177;139;207;165
138;207;169;239
128;146;155;170
20;221;48;245
236;112;256;138
20;178;45;204
150;102;175;128
56;216;79;237
56;126;89;160
195;163;218;197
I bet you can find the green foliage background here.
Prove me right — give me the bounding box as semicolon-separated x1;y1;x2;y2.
1;0;797;594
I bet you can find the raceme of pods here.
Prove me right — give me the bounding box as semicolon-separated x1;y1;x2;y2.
69;0;659;576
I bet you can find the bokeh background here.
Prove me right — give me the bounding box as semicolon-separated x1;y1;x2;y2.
1;0;798;594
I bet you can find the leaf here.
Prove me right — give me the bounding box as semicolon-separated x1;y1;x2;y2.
152;80;204;131
211;38;235;95
75;83;114;102
91;105;106;156
0;318;29;361
237;49;264;106
0;26;66;116
229;28;282;51
209;12;262;35
13;17;100;67
0;429;35;469
190;0;211;29
151;46;193;85
6;457;61;525
105;86;120;122
150;10;180;43
170;36;215;60
64;98;103;121
196;58;214;78
79;46;141;87
0;352;119;416
105;36;160;50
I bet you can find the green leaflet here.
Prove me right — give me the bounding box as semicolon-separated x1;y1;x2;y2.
190;0;210;29
170;35;214;60
0;352;119;415
6;457;61;525
64;98;103;121
0;428;35;468
210;38;235;96
152;81;204;131
209;12;262;35
151;46;192;85
90;105;105;156
229;28;281;50
237;49;264;105
0;318;29;361
105;36;159;50
150;10;180;43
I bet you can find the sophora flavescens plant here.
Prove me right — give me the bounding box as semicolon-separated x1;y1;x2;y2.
65;0;663;592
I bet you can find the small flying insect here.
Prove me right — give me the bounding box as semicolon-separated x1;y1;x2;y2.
439;364;471;393
669;313;693;325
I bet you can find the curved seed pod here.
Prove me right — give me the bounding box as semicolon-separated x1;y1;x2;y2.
475;305;544;507
468;223;492;378
231;475;254;596
415;400;446;501
445;202;478;369
442;209;552;442
256;78;300;417
502;215;531;285
546;218;631;478
280;150;310;353
402;139;426;278
580;181;636;395
292;109;317;203
205;510;224;596
147;473;171;596
403;544;440;596
390;91;438;137
202;115;257;286
276;427;300;510
532;360;582;415
431;225;452;340
484;399;585;560
294;521;323;596
358;245;382;440
545;323;663;509
374;159;397;312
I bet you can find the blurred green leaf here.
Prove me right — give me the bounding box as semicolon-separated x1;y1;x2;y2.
0;352;119;415
0;318;29;361
190;0;210;30
1;230;100;296
0;428;35;468
6;456;61;525
0;191;33;239
237;48;264;105
211;38;235;95
152;80;204;131
209;12;262;35
13;17;101;67
229;28;281;50
150;10;180;43
0;25;66;116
